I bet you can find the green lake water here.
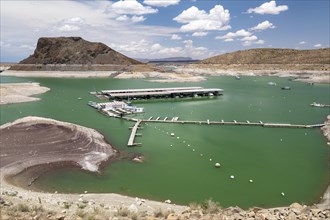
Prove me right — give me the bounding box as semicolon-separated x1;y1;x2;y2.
0;75;329;209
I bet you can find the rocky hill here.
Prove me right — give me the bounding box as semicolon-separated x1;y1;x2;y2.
201;48;330;64
19;37;140;65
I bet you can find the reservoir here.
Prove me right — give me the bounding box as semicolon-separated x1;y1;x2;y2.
0;75;329;209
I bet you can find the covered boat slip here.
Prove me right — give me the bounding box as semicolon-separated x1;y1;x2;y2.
99;87;224;100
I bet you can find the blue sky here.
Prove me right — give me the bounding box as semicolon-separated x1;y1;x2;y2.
0;0;329;62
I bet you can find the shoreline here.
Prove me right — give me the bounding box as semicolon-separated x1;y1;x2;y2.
1;67;329;84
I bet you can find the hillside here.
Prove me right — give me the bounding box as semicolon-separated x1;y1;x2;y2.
201;48;330;64
19;37;140;65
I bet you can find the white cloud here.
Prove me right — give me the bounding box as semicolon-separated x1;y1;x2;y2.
216;29;251;41
57;24;81;32
111;38;210;59
150;43;162;51
224;38;234;42
108;0;158;15
241;35;258;41
218;30;264;46
192;32;208;37
0;41;11;48
19;44;35;50
250;20;275;31
314;44;322;48
116;15;146;23
171;34;182;40
116;15;130;22
143;0;180;7
65;17;85;25
173;5;230;32
247;1;288;15
299;41;306;45
158;47;183;55
255;40;265;44
183;39;193;47
131;15;146;23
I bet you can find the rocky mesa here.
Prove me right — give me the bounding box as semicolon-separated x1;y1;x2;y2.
20;37;140;65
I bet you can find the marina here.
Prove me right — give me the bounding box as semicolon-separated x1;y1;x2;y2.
3;76;328;209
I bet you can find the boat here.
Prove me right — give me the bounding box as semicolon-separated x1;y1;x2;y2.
310;102;325;107
77;97;83;100
235;75;240;80
281;86;291;90
268;82;277;86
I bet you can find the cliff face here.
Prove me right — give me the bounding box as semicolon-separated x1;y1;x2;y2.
201;48;330;64
20;37;140;65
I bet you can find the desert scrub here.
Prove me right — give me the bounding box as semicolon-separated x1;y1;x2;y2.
117;207;130;217
76;209;87;218
31;204;44;212
63;201;72;209
201;199;221;214
77;203;87;209
16;203;30;212
154;208;173;218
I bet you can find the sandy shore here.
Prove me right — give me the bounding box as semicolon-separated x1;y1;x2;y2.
0;82;50;105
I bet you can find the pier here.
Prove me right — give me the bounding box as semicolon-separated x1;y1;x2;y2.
143;117;325;128
127;120;142;147
126;117;325;147
97;87;223;101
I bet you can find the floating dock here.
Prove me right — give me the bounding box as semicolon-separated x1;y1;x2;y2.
97;87;223;101
128;120;142;147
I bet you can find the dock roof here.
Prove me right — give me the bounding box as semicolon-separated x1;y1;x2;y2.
107;88;223;98
101;87;203;94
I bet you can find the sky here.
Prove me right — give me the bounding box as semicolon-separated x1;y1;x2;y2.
0;0;329;62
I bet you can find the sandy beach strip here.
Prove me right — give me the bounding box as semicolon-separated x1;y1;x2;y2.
0;82;50;105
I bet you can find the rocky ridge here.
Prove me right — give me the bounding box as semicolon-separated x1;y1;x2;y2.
202;48;330;65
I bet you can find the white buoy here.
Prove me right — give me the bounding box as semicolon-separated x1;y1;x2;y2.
170;145;173;147
200;154;203;157
177;137;180;139
188;144;190;147
230;175;235;179
192;149;195;152
249;180;253;183
170;133;175;136
281;192;285;196
209;159;212;161
215;163;221;168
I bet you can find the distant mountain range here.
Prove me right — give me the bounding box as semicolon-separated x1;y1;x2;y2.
19;37;141;65
15;37;330;68
201;48;330;64
136;57;199;63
